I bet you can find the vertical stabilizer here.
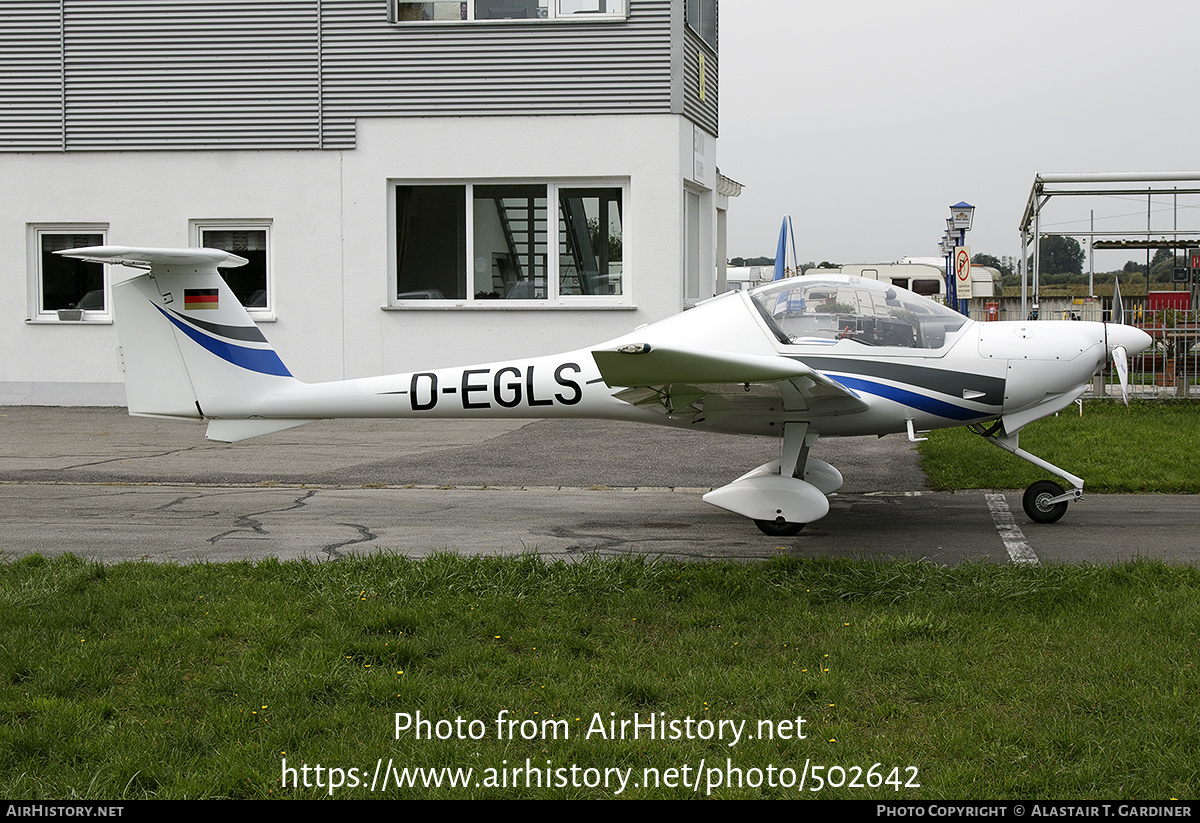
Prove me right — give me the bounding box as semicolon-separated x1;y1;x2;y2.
59;246;298;424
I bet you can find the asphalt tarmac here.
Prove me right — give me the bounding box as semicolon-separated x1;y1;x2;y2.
1;406;1196;566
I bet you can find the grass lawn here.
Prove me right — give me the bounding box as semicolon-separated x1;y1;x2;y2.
2;551;1198;799
917;399;1200;493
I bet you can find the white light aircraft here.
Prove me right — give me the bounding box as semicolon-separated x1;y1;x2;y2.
62;246;1152;536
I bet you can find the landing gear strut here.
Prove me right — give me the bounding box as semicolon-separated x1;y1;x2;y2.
970;422;1084;524
704;422;840;535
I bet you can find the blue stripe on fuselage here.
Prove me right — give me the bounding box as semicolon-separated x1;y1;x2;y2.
828;374;992;421
155;304;292;377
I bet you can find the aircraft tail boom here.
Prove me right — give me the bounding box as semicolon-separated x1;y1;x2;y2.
65;246;646;441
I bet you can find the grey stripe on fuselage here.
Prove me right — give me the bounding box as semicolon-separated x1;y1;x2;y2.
792;356;1005;407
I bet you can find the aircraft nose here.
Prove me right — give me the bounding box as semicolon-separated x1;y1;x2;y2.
1108;324;1153;356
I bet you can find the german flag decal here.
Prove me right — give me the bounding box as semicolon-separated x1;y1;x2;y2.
184;288;219;310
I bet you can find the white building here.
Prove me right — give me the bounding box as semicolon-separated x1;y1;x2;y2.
1;0;731;405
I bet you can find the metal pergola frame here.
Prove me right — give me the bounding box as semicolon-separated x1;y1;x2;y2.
1019;172;1200;317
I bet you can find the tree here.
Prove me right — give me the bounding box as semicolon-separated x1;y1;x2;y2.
1149;248;1182;283
1028;236;1084;275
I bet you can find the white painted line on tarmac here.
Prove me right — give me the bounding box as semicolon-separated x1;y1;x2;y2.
985;493;1039;565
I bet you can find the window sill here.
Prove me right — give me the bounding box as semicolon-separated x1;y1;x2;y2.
26;317;113;325
383;302;636;311
390;15;628;26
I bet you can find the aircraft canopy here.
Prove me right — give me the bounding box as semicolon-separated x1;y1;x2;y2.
750;276;968;350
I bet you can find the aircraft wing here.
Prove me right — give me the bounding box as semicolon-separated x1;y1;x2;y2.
591;344;869;420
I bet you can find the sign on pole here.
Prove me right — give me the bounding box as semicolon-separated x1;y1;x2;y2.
954;246;973;300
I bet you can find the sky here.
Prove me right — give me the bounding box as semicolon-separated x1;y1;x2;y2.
718;0;1200;272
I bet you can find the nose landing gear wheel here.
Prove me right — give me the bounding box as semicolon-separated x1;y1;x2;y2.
1023;480;1068;524
755;519;805;537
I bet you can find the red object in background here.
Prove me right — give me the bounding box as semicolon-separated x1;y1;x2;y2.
1147;291;1192;311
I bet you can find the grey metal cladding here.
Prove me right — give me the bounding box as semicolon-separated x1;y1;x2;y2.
62;0;323;150
0;1;65;150
681;22;716;135
0;0;707;152
321;0;674;120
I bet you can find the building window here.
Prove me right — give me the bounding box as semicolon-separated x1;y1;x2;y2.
559;187;622;296
393;181;625;305
557;0;622;15
28;226;109;322
191;222;273;318
396;186;468;300
473;183;548;298
686;0;716;50
474;0;548;18
394;1;467;20
391;0;625;22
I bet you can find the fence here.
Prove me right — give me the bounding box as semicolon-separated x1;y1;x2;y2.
967;298;1199;399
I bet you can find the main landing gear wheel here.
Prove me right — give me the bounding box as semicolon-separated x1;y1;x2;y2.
1023;480;1069;524
755;519;805;537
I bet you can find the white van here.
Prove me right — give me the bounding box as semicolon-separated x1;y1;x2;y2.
803;262;997;300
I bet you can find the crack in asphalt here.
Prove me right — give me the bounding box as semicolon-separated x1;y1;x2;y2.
193;489;379;560
152;493;221;519
49;447;204;472
323;523;378;559
207;490;319;543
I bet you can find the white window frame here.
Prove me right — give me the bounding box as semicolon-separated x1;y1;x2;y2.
26;224;110;324
388;179;630;310
189;220;275;321
389;0;627;24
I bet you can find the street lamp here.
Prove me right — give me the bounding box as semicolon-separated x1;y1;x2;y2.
945;202;975;315
950;202;975;231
